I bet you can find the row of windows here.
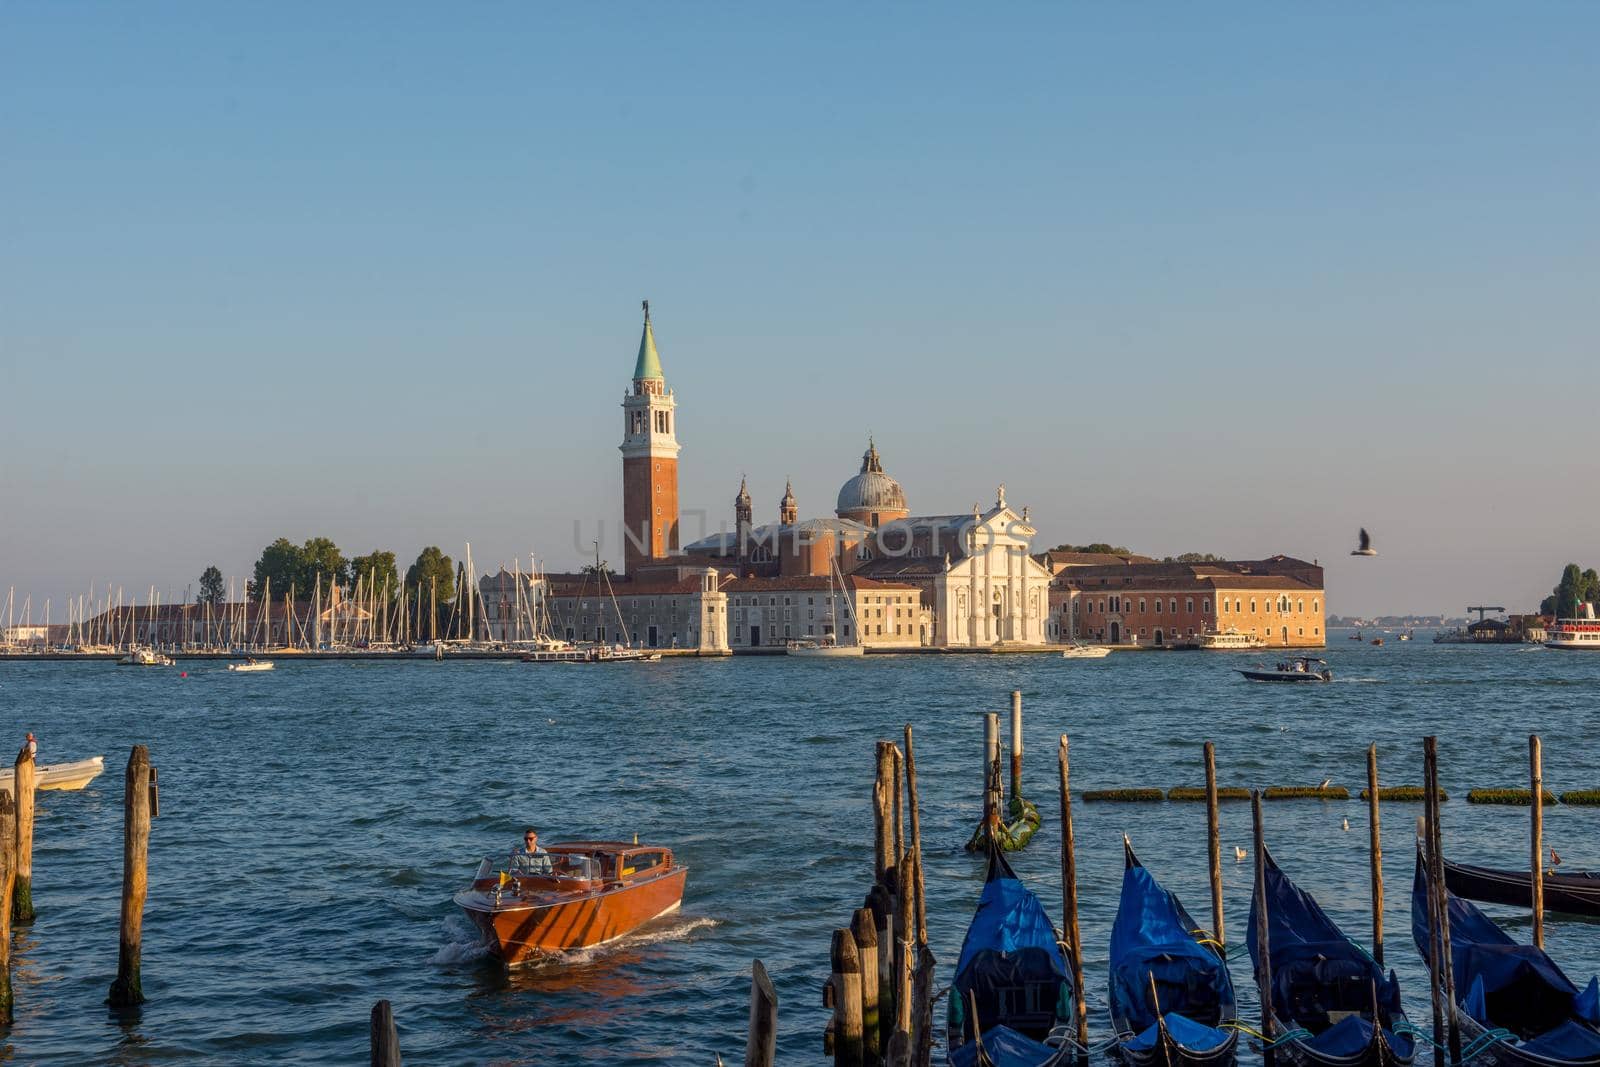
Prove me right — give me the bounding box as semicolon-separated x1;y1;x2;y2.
1077;594;1321;616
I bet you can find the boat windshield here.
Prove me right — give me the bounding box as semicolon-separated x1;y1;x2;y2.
475;853;601;882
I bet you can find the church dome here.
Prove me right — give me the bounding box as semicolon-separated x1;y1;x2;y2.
836;439;907;518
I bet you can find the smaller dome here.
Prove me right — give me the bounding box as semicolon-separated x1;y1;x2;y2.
735;475;751;507
780;479;797;509
836;439;907;515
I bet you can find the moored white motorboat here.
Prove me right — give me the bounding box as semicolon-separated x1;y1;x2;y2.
118;647;174;667
1194;628;1264;650
0;755;105;792
787;637;865;658
1060;641;1112;659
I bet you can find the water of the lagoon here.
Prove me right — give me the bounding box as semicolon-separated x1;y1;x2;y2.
2;637;1598;1064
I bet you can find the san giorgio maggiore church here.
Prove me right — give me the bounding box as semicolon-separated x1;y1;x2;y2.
486;305;1054;652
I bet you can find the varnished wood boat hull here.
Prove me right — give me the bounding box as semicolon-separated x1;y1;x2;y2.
456;867;688;965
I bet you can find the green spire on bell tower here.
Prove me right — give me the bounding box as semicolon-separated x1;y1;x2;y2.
633;299;664;383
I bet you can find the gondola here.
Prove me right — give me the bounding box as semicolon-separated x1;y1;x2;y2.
1411;846;1600;1067
1443;856;1600;919
1247;847;1416;1067
1109;838;1239;1067
947;842;1078;1067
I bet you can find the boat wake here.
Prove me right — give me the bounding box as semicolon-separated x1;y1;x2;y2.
432;913;494;966
552;915;721;966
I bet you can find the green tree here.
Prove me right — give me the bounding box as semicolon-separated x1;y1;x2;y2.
349;550;399;600
1165;552;1225;563
1543;563;1600;618
1048;542;1133;555
250;538;306;598
301;537;349;594
406;546;455;603
197;565;225;606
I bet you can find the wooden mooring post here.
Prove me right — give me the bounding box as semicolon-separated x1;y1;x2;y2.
851;908;881;1065
1530;734;1545;950
109;744;153;1008
874;742;895;886
983;712;1000;824
1203;741;1225;952
1009;690;1023;799
1252;790;1275;1067
370;999;402;1066
1422;736;1460;1065
1366;743;1384;967
831;928;865;1067
904;725;927;946
745;959;778;1067
1059;736;1089;1065
13;744;35;924
0;787;14;1025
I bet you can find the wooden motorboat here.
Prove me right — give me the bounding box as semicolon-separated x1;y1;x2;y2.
1238;658;1332;683
455;841;687;965
1371;638;1384;646
1443;855;1600;918
0;756;105;792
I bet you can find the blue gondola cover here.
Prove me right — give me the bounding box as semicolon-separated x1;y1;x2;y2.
1412;850;1600;1051
948;1024;1064;1067
1109;849;1236;1052
1247;850;1414;1062
951;850;1073;1054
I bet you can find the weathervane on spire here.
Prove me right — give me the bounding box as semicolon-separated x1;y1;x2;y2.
642;299;651;323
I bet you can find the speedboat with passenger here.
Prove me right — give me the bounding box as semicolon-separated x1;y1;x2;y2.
454;840;687;965
1238;658;1332;683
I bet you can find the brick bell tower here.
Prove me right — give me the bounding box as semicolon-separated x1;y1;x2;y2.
619;300;680;574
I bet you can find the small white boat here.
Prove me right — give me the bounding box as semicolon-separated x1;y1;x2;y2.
0;755;105;792
118;647;174;667
787;638;865;658
1060;642;1112;659
227;659;276;672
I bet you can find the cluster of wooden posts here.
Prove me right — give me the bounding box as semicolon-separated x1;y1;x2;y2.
824;726;936;1067
0;743;155;1027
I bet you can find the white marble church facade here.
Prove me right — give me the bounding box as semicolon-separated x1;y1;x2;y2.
929;496;1054;647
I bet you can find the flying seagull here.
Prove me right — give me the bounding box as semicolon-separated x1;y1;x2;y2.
1351;528;1377;557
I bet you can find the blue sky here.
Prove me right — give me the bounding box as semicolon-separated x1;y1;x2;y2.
3;3;1596;615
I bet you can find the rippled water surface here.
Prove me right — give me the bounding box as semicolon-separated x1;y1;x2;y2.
3;637;1599;1064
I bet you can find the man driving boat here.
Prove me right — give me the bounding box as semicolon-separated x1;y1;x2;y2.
511;828;553;874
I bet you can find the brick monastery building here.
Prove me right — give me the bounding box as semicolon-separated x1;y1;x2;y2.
1044;553;1327;648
